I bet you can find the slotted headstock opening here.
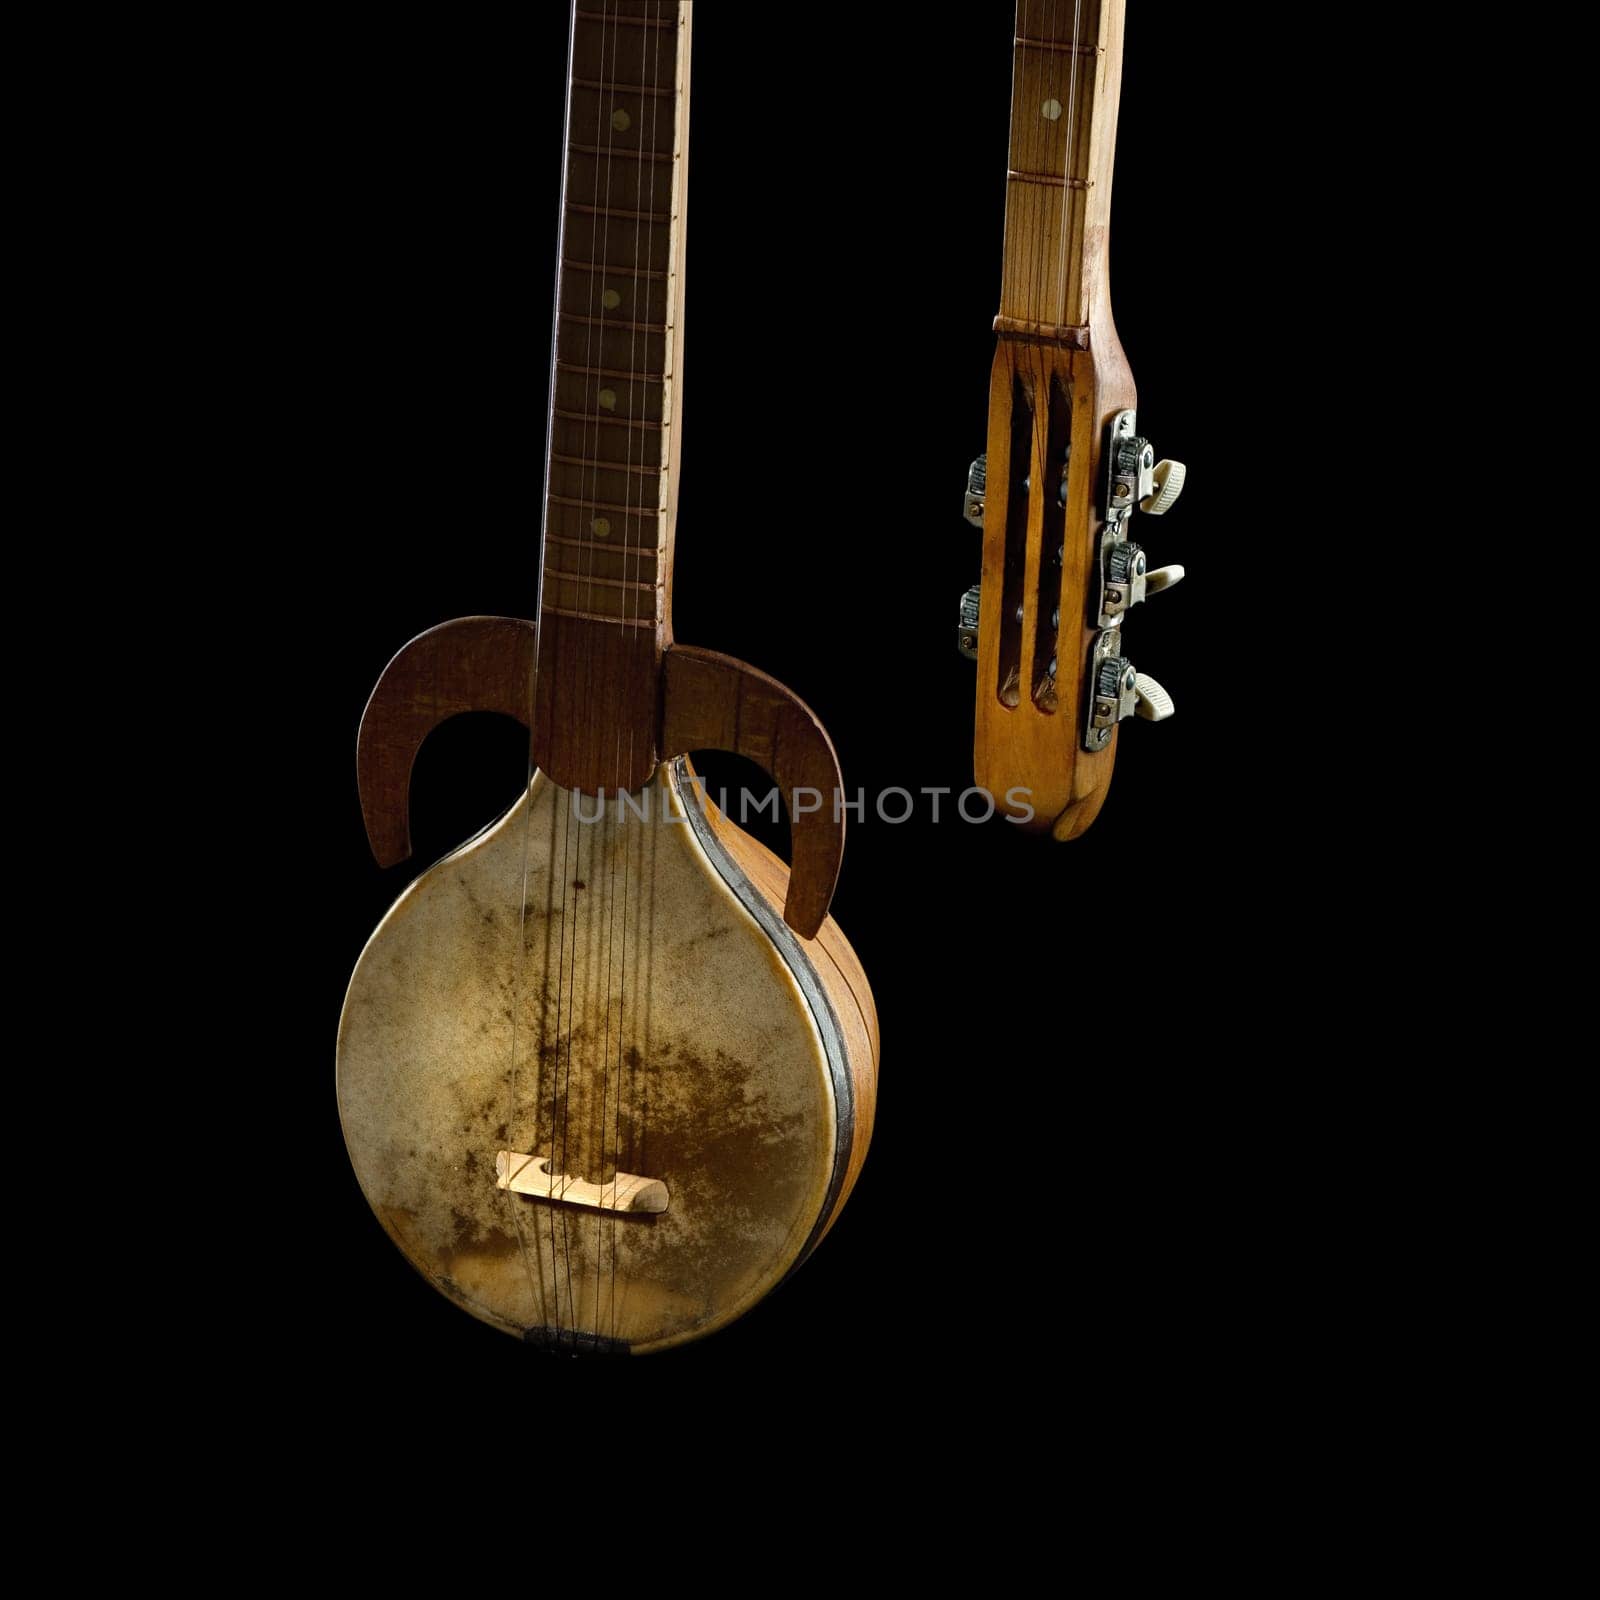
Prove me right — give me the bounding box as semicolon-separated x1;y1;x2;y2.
1030;369;1074;712
983;343;1080;718
994;376;1032;709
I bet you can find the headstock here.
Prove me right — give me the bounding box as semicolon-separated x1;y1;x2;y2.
954;0;1186;840
957;334;1186;838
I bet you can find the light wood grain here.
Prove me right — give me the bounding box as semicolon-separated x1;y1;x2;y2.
974;0;1135;837
998;0;1125;337
496;1151;669;1214
683;763;879;1246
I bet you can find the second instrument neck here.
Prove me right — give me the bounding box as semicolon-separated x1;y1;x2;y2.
997;0;1126;345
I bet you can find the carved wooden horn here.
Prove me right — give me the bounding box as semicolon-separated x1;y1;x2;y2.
355;618;844;939
658;644;844;939
355;616;537;870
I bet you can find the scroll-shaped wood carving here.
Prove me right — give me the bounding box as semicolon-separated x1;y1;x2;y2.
356;615;537;868
661;644;844;940
355;619;844;938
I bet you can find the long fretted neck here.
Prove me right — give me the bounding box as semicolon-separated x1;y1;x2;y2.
532;0;690;795
996;0;1126;346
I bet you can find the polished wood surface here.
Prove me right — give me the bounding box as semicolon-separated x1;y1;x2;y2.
357;616;537;869
356;618;846;940
661;646;843;938
687;769;877;1245
975;0;1135;838
998;0;1126;339
533;0;690;795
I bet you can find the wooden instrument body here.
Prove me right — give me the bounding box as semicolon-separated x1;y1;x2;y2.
338;761;877;1353
338;4;877;1350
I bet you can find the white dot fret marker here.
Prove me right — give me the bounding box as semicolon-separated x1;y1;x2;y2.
1042;99;1063;121
601;288;621;310
598;388;617;411
611;109;631;132
592;517;611;539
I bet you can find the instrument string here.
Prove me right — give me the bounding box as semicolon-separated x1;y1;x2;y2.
554;743;577;1342
582;0;624;1350
506;637;544;1328
1038;0;1059;339
1012;4;1026;335
589;0;647;1344
1022;0;1053;354
1015;0;1055;572
1037;0;1061;555
606;0;669;1348
1056;0;1085;333
598;0;636;1344
550;0;616;1344
1004;4;1021;320
581;0;627;1344
1014;0;1053;641
512;0;588;1346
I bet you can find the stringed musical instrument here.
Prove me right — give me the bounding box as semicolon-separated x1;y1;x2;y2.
337;0;877;1354
957;0;1188;839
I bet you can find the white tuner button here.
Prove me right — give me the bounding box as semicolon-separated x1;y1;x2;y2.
1140;459;1186;515
1133;673;1175;721
1145;563;1185;594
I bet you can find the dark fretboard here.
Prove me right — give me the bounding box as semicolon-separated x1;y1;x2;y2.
532;0;688;795
541;0;685;631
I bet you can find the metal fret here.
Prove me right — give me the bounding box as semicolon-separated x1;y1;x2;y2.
541;0;682;658
559;312;669;335
568;201;672;224
538;571;658;593
574;8;674;26
1015;37;1105;55
999;0;1112;332
1008;170;1093;189
546;533;660;555
551;453;660;477
553;407;662;431
571;76;674;98
540;605;656;628
568;143;675;163
548;493;663;517
555;360;667;382
562;257;669;280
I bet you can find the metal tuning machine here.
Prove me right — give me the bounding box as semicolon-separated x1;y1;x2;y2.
1083;409;1186;750
957;583;981;661
956;454;986;660
1086;629;1174;746
962;453;987;529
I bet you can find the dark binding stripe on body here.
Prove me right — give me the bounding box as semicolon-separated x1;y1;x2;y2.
669;758;854;1277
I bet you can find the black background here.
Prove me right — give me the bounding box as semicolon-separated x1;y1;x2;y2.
267;5;1317;1419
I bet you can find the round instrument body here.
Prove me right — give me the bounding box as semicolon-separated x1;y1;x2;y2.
338;762;873;1353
